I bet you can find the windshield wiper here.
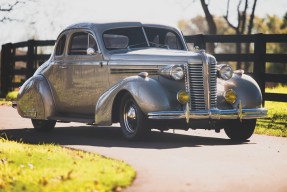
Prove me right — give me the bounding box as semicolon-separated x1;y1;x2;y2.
127;42;149;49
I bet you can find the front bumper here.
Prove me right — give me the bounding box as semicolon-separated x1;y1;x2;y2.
148;108;267;120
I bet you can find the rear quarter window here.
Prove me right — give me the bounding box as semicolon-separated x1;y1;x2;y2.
55;35;66;56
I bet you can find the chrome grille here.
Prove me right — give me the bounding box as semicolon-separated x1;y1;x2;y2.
209;62;217;109
187;61;217;110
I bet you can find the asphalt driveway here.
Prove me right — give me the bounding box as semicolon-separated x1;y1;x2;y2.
1;106;287;192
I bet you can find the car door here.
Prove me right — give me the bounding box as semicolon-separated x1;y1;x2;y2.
47;30;109;116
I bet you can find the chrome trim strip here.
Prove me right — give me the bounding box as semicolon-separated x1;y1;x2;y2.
184;63;191;108
200;50;210;110
148;108;268;120
110;68;158;75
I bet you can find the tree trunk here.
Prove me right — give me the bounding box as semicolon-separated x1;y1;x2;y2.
236;39;242;69
200;0;217;54
244;0;257;72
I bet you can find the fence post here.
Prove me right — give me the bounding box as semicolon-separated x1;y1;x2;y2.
193;34;206;50
253;33;266;106
27;40;35;78
1;43;13;97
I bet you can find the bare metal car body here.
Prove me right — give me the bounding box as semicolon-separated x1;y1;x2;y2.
16;22;267;141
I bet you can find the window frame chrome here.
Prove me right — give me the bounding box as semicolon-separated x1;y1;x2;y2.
66;29;102;56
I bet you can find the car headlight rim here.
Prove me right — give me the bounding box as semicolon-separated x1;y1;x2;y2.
170;65;184;80
217;64;233;80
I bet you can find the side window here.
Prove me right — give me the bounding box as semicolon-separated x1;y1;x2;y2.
88;34;98;51
69;32;88;55
55;35;66;56
68;32;98;55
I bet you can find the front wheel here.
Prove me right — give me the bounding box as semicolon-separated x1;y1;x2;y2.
224;119;256;142
119;93;150;140
31;119;56;132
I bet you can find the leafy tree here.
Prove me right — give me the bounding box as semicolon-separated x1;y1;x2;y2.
186;0;258;69
179;15;235;53
253;14;287;74
180;12;287;74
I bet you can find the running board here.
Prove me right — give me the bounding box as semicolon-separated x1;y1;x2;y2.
50;116;95;124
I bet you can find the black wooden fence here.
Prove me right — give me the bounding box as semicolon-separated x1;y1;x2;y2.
186;33;287;103
1;40;55;97
1;34;287;104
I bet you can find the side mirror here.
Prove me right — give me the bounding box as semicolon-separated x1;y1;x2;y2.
87;48;97;55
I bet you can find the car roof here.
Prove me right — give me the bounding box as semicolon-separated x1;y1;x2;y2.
62;22;180;34
57;22;187;56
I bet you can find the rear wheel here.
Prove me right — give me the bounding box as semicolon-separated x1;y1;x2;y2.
224;119;256;142
119;93;150;140
31;119;56;132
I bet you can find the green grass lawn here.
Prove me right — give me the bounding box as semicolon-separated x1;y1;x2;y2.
0;99;12;106
0;138;136;192
0;91;18;106
255;85;287;137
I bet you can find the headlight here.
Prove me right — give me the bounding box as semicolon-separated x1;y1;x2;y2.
217;64;233;80
170;66;184;80
158;64;184;80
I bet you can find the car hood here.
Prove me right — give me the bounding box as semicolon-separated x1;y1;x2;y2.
109;48;206;63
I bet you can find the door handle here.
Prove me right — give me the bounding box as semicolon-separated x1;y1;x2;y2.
59;65;68;69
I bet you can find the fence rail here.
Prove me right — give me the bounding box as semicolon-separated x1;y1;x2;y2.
186;33;287;103
1;34;287;103
1;40;55;97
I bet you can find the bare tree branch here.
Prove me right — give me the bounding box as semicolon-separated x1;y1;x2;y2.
0;1;20;12
247;0;257;34
0;16;22;22
225;0;230;19
240;0;249;34
224;0;238;31
199;0;217;53
200;0;217;34
223;15;237;31
236;0;242;34
0;0;32;23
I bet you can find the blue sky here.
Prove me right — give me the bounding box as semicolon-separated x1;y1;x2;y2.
0;0;286;45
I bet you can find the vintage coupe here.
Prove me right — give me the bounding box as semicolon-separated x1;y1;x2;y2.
16;22;267;141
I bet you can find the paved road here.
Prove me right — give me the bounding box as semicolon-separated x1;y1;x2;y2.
1;106;287;192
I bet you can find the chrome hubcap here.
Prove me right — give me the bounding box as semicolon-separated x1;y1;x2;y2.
127;107;136;120
123;102;137;133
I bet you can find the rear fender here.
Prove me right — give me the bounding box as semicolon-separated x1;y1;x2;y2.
95;76;174;125
17;75;55;119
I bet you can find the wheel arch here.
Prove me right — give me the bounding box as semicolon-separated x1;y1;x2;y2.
95;76;174;126
112;90;130;123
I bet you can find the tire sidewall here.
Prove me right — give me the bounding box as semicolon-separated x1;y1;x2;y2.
119;93;146;140
32;119;56;132
224;119;256;142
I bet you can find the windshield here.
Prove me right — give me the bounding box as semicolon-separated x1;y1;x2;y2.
103;27;184;51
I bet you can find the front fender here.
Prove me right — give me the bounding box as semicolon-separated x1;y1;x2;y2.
217;73;263;109
17;75;55;119
95;76;175;125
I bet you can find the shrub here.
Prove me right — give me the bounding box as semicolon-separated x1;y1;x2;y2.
6;91;18;101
